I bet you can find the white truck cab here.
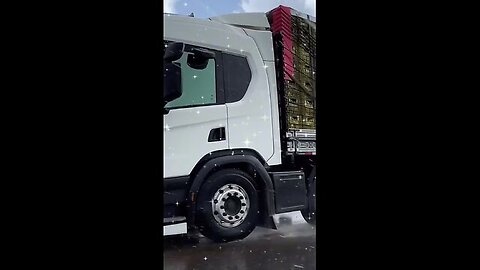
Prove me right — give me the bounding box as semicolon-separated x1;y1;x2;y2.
164;13;281;178
163;7;316;242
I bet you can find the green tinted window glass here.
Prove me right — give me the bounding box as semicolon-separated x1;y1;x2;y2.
165;53;216;109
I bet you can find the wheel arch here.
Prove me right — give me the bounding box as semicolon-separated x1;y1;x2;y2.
186;152;276;229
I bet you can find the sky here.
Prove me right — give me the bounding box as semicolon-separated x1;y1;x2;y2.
164;0;316;18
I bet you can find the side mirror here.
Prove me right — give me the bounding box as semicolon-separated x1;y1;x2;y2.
164;42;184;62
164;42;184;110
187;48;215;70
164;62;182;107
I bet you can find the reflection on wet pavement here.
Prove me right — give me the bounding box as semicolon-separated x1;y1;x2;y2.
164;212;316;270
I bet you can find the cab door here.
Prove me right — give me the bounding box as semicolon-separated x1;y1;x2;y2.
163;43;228;178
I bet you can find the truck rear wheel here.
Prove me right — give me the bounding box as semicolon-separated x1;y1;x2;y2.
195;169;258;242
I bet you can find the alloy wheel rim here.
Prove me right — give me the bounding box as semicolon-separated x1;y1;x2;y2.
211;183;250;228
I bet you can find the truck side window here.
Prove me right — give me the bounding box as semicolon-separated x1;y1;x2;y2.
165;47;217;109
223;54;251;103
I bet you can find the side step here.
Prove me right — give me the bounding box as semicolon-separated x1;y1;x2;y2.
163;216;187;236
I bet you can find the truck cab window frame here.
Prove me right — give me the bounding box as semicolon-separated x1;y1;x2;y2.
164;41;225;110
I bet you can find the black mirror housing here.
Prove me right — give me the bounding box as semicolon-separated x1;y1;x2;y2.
187;54;208;69
164;42;184;62
186;48;215;70
164;62;182;106
163;42;184;107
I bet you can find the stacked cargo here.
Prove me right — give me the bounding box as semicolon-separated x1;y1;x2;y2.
269;6;316;130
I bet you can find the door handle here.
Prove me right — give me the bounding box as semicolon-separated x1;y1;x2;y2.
208;127;225;142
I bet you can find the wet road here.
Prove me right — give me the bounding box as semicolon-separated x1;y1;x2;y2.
163;212;316;270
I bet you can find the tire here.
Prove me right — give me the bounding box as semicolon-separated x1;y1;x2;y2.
301;169;316;225
195;169;258;242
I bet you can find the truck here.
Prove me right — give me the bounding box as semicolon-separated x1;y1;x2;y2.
163;5;316;242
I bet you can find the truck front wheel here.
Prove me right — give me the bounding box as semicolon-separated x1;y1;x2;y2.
195;169;258;242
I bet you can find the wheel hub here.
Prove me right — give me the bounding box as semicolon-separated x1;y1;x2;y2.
224;197;241;215
212;184;249;228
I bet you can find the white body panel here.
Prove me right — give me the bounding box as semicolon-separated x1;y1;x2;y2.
242;29;281;165
164;14;282;178
223;38;274;162
164;105;228;178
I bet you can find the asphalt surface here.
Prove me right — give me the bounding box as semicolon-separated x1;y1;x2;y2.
163;212;316;270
